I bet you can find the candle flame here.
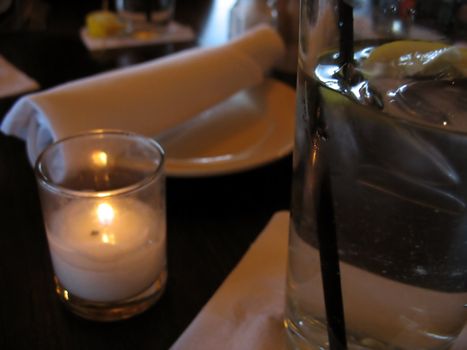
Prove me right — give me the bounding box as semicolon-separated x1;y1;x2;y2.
101;232;116;245
92;151;108;167
97;203;116;244
102;232;110;243
97;202;114;226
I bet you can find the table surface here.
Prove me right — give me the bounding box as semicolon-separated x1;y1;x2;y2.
0;1;294;349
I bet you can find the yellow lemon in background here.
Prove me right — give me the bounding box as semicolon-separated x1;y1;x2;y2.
86;11;124;38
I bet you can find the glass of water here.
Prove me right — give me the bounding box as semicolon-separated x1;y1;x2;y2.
285;0;467;349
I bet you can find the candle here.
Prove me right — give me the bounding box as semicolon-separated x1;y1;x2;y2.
46;198;166;302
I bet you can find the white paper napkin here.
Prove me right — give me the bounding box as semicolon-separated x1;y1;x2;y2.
80;21;195;51
0;55;39;98
1;24;285;165
171;211;467;350
171;211;289;350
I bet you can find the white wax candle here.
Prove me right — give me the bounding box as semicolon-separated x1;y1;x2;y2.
46;198;166;302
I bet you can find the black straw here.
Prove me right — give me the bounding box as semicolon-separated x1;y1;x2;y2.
337;0;354;79
316;171;348;350
313;3;353;349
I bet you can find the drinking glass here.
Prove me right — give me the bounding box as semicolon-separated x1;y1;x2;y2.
35;130;167;321
285;0;467;349
228;0;277;39
115;0;175;34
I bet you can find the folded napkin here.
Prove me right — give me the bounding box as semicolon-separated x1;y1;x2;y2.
171;211;467;350
80;21;195;51
171;211;289;350
0;55;39;98
1;24;284;165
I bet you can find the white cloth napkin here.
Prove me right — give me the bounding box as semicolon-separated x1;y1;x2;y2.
170;211;467;350
1;24;284;165
80;21;195;51
0;55;39;98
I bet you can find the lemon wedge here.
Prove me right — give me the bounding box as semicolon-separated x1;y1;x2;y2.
361;40;467;78
365;41;448;65
86;11;124;38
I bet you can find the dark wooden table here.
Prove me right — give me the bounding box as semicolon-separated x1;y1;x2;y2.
0;1;293;349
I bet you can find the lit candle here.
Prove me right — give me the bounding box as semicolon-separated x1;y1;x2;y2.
46;198;166;302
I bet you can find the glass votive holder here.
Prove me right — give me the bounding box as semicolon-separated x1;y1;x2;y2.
35;130;167;322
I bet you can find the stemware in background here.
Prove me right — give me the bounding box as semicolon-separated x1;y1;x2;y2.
115;0;175;34
228;0;299;73
285;0;467;349
228;0;278;39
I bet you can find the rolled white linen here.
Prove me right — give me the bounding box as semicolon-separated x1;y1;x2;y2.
1;24;285;165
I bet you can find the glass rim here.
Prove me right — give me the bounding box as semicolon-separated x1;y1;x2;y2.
34;129;165;198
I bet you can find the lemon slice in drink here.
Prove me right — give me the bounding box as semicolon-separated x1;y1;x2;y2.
86;11;124;38
362;40;467;78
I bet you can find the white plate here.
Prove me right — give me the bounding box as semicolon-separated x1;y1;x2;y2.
157;78;296;177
